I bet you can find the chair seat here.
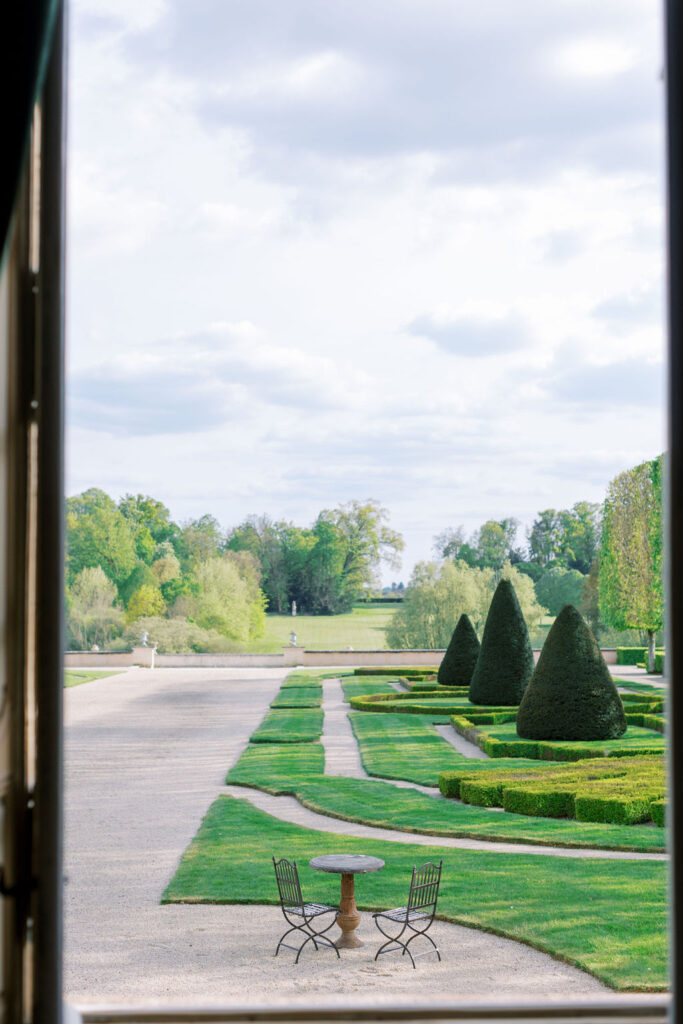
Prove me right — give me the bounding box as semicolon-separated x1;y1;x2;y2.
288;902;337;917
374;906;429;923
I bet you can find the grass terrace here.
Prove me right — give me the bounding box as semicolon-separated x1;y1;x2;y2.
164;795;667;992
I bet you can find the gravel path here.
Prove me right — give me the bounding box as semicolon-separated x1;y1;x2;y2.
64;666;657;1007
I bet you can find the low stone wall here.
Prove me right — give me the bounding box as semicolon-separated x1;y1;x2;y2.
65;646;619;669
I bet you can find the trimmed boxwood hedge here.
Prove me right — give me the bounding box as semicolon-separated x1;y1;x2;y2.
469;579;534;706
651;800;666;827
516;605;627;741
354;667;436;677
439;756;665;826
617;647;665;666
438;614;480;687
451;712;663;761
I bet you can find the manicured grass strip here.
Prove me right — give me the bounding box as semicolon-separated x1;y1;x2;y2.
224;743;665;852
250;707;323;744
350;711;471;786
616;681;667;695
340;678;403;700
227;743;325;785
440;756;666;827
64;669;123;688
270;686;322;708
163;795;668;991
280;670;339;689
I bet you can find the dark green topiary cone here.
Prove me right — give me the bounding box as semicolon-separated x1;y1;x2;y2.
468;578;533;706
438;614;480;687
516;604;627;740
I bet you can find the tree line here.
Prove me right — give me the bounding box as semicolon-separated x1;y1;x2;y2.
396;455;663;668
65;492;403;651
66;453;663;660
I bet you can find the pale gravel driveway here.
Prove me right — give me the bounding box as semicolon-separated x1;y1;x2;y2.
64;667;645;1008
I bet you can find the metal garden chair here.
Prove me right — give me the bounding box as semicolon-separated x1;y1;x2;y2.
373;860;442;968
272;856;340;964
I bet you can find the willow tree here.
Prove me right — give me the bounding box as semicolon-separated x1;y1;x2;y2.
599;455;663;672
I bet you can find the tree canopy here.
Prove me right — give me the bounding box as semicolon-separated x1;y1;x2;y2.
385;560;547;650
599;455;663;670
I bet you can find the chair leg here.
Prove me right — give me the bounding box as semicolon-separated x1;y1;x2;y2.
405;926;440;962
275;924;300;957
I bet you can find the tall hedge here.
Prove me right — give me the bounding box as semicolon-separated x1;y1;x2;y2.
468;578;533;706
516;604;627;740
437;614;480;687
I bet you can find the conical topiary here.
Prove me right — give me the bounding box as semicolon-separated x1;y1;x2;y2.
516;604;627;740
438;614;480;687
468;578;533;706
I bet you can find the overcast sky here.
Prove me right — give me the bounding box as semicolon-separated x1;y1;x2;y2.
67;0;666;583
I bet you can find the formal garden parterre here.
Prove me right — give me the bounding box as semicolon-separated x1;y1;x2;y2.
163;593;667;991
165;599;668;992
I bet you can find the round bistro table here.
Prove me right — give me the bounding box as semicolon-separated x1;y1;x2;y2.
309;854;385;949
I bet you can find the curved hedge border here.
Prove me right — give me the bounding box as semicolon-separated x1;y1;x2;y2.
451;713;664;761
439;756;665;826
353;667;437;678
349;692;515;716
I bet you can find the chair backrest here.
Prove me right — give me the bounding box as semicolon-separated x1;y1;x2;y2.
273;856;304;910
407;860;442;915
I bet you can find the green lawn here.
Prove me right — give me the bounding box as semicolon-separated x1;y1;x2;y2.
164;794;668;991
340;676;404;699
236;604;398;652
349;711;466;785
270;686;323;708
225;742;665;853
249;707;324;743
64;669;123;688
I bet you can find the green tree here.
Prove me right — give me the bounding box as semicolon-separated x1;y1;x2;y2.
66;488;138;588
118;563;157;607
151;545;181;585
599;455;663;672
121;616;231;654
386;560;546;649
535;567;586;616
385;561;490;649
516;605;626;740
317;499;404;595
473;519;520;569
579;560;602;642
176;515;224;572
469;578;534;706
434;519;520;570
437;614;480;687
226;515;296;613
126;584;166;621
559;501;601;574
527;509;564;567
118;494;179;545
190;555;266;642
67;566;124;649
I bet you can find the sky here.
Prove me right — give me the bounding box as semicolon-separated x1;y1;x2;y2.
66;0;666;585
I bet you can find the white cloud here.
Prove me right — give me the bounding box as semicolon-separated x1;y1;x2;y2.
550;38;639;79
66;0;666;580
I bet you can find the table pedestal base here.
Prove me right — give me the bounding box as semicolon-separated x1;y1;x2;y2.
335;873;363;949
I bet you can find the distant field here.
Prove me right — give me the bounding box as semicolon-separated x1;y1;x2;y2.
235;604;653;654
237;603;397;652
